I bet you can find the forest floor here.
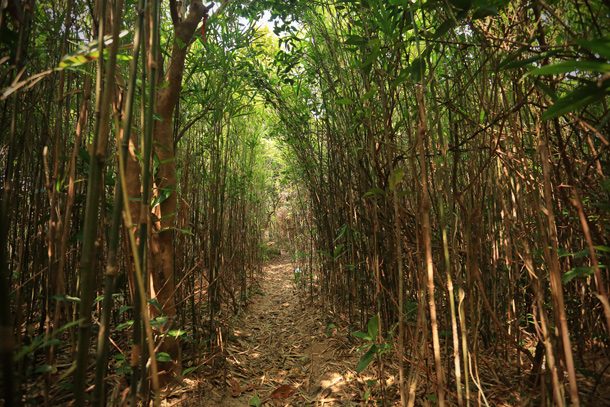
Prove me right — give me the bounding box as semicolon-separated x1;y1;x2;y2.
157;254;610;407
164;253;378;406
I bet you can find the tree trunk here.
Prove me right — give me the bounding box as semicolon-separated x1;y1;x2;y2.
150;0;210;381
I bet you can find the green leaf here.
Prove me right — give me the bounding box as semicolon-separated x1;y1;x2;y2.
447;0;473;11
542;81;610;119
562;266;596;284
57;382;73;389
434;19;456;39
55;318;85;334
151;184;174;208
363;188;386;198
59;52;99;68
156;352;172;362
333;244;344;258
390;168;404;191
356;345;378;374
59;31;130;68
119;306;133;315
360;88;377;101
318;250;332;258
411;59;425;82
34;364;54;373
337;98;355;105
472;5;498;19
343;35;367;46
184;366;197;375
148;298;163;312
501;50;561;70
364;389;373;400
352;331;373;341
526;60;610;77
52;295;81;303
151;316;169;329
368;315;379;341
168;329;187;338
577;37;610;60
592;202;610;211
116;320;134;330
41;339;61;347
152;227;193;235
250;395;261;407
152;140;172;151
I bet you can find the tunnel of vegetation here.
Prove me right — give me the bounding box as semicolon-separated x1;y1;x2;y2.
0;0;609;405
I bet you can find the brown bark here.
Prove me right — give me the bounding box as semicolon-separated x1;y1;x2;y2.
150;0;210;381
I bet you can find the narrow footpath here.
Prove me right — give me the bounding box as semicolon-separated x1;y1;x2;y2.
177;254;368;406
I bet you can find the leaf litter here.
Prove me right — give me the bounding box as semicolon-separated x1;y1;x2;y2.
164;254;610;406
172;254;369;406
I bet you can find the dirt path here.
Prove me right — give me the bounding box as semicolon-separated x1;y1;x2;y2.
178;254;365;406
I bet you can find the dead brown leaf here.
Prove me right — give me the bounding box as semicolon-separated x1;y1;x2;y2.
270;384;294;399
229;379;241;397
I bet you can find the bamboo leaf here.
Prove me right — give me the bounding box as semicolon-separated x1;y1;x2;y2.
55;318;86;335
184;366;197;375
526;60;610;77
360;88;377;101
34;365;54;373
368;315;379;340
390;168;404;191
156;352;172;362
152;227;193;235
318;250;332;258
168;329;187;337
250;395;261;407
542;81;610;119
337;98;355;105
147;298;163;312
562;266;603;284
363;188;386;198
577;37;610;60
343;35;367;46
356;345;378;374
352;331;373;341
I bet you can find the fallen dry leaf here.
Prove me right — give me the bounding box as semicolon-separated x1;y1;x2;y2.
229;379;241;397
270;384;294;399
243;383;260;392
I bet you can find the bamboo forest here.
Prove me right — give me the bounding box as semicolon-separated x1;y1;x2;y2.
1;0;610;406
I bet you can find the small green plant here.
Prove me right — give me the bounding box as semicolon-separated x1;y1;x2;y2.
292;266;302;285
250;394;261;406
352;316;392;374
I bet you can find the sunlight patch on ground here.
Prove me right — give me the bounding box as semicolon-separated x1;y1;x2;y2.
320;371;343;391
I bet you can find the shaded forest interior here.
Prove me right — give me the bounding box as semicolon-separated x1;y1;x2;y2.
1;0;610;405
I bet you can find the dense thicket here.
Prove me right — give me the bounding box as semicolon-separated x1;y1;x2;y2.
258;1;610;406
0;0;609;406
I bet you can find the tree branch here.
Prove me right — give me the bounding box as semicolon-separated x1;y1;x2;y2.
169;0;179;26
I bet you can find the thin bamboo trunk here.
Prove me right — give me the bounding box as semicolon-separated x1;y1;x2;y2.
74;0;123;404
416;86;446;406
537;125;580;407
93;0;145;403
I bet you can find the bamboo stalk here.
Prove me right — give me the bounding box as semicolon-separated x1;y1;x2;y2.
92;0;146;404
74;0;123;404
